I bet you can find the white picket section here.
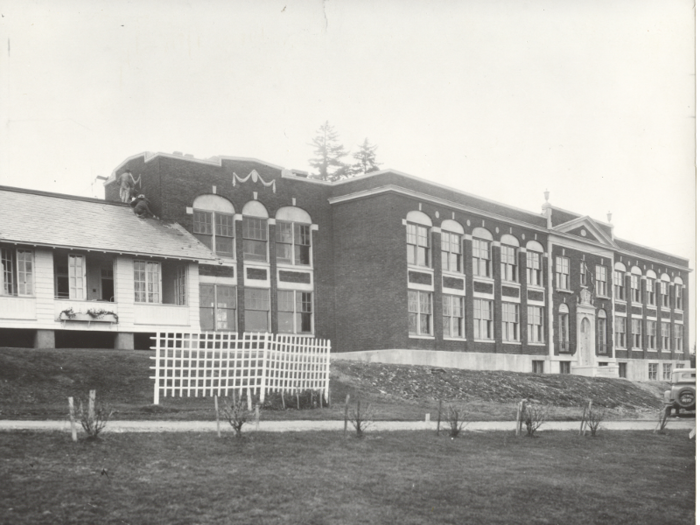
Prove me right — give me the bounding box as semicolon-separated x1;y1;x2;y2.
149;332;331;405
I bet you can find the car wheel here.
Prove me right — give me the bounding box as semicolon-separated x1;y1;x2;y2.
676;387;695;409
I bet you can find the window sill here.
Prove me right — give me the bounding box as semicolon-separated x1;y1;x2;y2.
276;262;313;270
501;280;520;286
442;270;465;278
502;340;521;345
408;265;434;272
555;288;573;294
473;339;495;343
473;276;494;283
527;285;545;291
409;334;435;340
597;295;611;300
528;342;546;346
443;337;466;342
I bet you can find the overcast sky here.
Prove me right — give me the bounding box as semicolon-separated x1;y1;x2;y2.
0;0;695;341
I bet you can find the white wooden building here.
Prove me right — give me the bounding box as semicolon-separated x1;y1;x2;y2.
0;186;216;349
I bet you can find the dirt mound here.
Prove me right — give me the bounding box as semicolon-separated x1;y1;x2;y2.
333;360;664;409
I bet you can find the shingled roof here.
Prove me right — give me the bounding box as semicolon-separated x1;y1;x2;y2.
0;186;216;261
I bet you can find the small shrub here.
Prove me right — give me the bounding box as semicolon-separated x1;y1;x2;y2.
77;398;113;441
585;407;604;437
522;403;548;437
443;405;467;438
221;394;252;438
348;401;373;438
262;390;327;411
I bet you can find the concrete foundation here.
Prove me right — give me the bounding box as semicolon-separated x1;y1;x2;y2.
34;329;55;349
115;332;135;350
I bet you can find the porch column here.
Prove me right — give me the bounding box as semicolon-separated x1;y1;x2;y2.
34;330;55;349
115;332;134;350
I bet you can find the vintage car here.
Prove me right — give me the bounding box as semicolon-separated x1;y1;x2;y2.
664;368;696;416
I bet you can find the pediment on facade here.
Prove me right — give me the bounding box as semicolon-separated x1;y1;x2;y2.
552;216;617;248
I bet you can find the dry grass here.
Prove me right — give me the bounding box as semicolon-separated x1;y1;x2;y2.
0;347;668;422
0;430;694;524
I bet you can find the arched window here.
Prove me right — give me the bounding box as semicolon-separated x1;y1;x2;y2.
472;227;493;278
275;206;312;266
673;276;684;310
441;220;464;273
193;195;235;257
596;309;607;354
630;266;642;303
406;211;432;268
558;303;570;352
242;201;269;262
613;262;626;301
525;241;544;287
659;273;670;309
645;270;657;306
500;234;519;283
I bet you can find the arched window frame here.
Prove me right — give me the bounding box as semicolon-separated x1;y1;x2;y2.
525;241;544;287
192;195;235;258
472;227;493;279
406;211;432;269
558;303;570;352
659;273;671;309
613;262;626;301
275;206;313;267
441;220;464;274
500;234;519;283
596;309;608;355
242;201;270;263
645;270;657;306
630;266;642;304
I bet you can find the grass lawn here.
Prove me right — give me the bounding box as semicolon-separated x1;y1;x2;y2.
0;430;694;524
0;347;669;422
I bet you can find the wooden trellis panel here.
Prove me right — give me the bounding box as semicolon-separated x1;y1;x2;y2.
150;332;331;405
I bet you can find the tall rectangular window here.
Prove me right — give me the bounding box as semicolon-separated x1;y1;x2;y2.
473;299;493;340
68;255;86;300
648;363;658;381
442;295;464;338
245;288;270;331
596;316;607;354
663;363;672;381
647;320;657;349
661;322;670;350
595;265;608;297
2;248;34;296
646;278;656;306
199;284;236;331
559;310;570;352
614;271;625;301
674;325;684;351
500;245;517;282
528;306;544;343
526;252;542;286
472;239;491;278
659;282;669;308
580;261;587;286
408;290;432;336
193;210;234;258
441;232;462;273
278;290;313;334
631;319;642;349
630;275;641;303
674;286;683;310
560;361;571;374
555;256;570;290
174;266;187;306
618;363;627;378
532;360;544;374
276;222;311;266
243;218;268;262
614;317;626;348
406;224;430;267
134;261;161;303
502;303;520;342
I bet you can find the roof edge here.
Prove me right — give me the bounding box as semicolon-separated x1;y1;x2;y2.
0;185;125;207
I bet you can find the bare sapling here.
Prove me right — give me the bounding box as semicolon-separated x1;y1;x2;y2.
522;402;548;437
585;406;604;437
443;404;467;438
348;399;373;438
76;390;113;441
221;391;251;438
655;402;671;434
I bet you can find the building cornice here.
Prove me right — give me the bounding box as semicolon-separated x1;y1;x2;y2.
328;184;549;234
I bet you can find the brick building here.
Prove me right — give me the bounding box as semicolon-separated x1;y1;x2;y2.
1;151;691;381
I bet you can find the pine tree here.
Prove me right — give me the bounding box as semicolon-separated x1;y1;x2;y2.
308;121;350;181
350;138;381;176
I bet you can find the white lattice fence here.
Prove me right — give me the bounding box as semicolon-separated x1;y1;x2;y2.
150;332;331;405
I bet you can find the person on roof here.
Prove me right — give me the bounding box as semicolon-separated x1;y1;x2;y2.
130;194;157;219
118;170;141;203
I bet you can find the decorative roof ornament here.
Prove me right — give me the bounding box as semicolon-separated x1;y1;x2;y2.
544;189;550;202
607;211;612;223
232;169;276;193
